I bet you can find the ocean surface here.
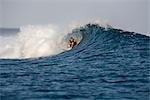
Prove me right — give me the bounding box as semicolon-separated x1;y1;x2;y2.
0;24;150;100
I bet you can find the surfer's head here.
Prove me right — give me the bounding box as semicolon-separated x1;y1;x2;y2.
70;37;74;42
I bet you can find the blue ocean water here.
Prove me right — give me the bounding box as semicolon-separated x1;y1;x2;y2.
0;24;150;100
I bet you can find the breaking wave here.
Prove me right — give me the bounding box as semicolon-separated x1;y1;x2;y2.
0;23;149;59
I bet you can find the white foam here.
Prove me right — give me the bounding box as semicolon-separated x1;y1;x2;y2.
0;25;69;59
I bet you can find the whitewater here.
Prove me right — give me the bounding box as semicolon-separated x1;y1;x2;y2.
0;25;72;58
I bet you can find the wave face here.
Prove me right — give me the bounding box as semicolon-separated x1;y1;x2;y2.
0;24;150;100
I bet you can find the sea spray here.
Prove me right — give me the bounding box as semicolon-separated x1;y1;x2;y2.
0;25;72;58
18;25;68;58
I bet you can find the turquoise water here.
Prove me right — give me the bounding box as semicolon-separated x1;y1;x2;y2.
0;24;150;100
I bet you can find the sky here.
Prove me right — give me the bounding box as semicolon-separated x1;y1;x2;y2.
0;0;149;34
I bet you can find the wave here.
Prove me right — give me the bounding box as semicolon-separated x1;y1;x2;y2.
0;23;149;59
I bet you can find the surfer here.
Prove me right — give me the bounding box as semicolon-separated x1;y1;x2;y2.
68;37;77;48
